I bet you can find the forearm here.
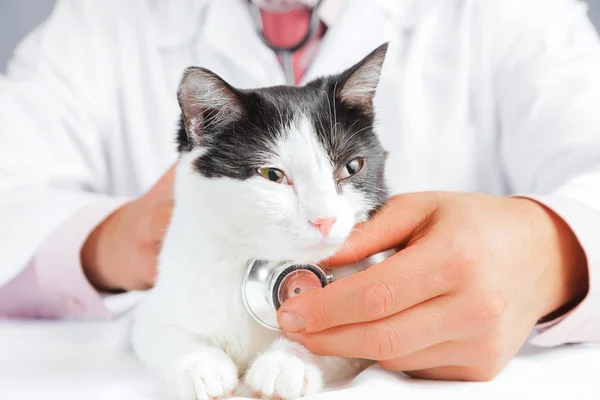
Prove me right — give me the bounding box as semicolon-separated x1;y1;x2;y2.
0;196;130;319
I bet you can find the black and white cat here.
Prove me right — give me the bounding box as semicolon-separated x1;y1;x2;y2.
131;43;390;400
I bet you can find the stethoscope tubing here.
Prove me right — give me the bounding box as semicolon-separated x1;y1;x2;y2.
247;0;324;85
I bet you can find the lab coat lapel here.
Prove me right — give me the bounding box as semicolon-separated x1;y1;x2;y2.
301;0;442;83
300;0;397;83
155;0;285;87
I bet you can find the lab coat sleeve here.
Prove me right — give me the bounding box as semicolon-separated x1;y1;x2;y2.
491;0;600;345
525;196;600;346
0;198;130;319
0;1;126;316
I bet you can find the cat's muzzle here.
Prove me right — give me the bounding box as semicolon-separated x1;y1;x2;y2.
242;252;393;331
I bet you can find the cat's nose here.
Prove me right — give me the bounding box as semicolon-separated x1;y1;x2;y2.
310;217;337;235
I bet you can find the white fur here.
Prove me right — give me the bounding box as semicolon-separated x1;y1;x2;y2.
244;338;323;398
131;114;375;400
173;347;239;400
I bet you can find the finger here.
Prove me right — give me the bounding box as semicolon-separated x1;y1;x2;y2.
378;341;469;372
381;340;504;381
404;366;488;382
295;294;471;360
141;254;159;288
322;192;439;268
278;238;451;333
149;163;177;198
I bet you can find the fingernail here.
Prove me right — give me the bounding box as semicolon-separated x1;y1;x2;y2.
285;332;303;343
278;312;306;333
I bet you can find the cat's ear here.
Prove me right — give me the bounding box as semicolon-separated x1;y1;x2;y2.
335;43;388;112
177;67;243;142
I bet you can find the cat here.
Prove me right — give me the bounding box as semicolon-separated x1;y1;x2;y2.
131;43;390;400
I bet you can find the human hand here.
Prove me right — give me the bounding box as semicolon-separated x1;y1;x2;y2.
81;165;176;292
277;192;589;381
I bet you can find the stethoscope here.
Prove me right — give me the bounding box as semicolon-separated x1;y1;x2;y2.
242;251;394;330
247;0;324;85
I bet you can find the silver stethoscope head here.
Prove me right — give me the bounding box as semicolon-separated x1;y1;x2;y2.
247;0;324;85
242;251;394;330
242;260;332;330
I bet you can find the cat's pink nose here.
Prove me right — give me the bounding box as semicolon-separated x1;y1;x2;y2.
311;218;337;235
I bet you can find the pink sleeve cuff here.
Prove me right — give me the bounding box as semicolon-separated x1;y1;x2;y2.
522;195;600;346
0;197;131;320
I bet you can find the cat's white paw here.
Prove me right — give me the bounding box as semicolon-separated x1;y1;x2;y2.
170;349;239;400
244;350;323;400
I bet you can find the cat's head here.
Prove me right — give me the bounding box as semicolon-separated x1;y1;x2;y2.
175;44;389;263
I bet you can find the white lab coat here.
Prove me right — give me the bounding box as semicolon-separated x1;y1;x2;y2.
2;0;600;287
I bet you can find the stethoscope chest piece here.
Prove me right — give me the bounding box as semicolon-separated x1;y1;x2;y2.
242;260;332;330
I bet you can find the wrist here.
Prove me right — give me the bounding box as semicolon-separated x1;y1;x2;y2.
525;199;589;321
81;202;130;292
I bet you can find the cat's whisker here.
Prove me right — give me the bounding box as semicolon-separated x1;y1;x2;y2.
344;120;360;134
339;124;372;149
332;82;339;132
352;227;377;240
335;120;361;154
339;125;370;150
341;240;361;264
323;89;334;136
266;96;286;133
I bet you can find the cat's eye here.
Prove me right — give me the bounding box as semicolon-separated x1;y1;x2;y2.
257;167;288;184
337;158;364;180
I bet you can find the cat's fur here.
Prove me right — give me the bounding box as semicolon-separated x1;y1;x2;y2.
131;43;390;400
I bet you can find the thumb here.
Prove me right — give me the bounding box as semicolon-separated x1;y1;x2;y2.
322;192;439;268
148;163;177;200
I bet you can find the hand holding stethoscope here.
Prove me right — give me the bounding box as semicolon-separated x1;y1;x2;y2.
242;252;395;331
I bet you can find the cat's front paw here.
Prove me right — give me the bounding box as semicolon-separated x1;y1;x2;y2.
170;349;239;400
244;350;322;400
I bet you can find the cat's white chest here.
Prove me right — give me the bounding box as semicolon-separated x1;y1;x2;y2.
145;236;281;371
192;285;281;371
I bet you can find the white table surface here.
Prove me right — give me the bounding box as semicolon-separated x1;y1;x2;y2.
1;297;599;400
